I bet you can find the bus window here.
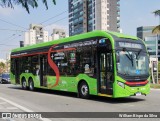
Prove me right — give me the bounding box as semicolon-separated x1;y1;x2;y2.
76;45;96;77
31;55;39;75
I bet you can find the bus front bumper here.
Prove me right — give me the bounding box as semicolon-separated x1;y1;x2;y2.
113;83;150;98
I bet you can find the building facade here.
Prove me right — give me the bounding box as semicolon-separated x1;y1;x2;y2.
51;28;67;40
137;26;160;60
24;24;49;46
68;0;120;36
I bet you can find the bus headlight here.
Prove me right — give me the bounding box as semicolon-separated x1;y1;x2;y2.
117;81;125;88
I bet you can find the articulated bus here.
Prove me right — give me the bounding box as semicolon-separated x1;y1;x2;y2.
10;30;150;98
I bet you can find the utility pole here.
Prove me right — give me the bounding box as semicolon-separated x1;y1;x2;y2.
156;35;159;84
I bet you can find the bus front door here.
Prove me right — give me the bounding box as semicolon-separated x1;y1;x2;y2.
98;48;113;95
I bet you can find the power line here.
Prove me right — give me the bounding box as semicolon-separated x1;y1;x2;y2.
0;34;21;45
44;16;68;28
0;43;18;46
6;34;21;43
0;18;27;30
0;28;26;32
0;34;16;43
42;0;105;28
40;10;68;24
0;1;105;48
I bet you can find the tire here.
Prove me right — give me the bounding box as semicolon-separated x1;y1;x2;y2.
28;79;34;91
22;78;27;90
0;80;2;84
78;81;89;99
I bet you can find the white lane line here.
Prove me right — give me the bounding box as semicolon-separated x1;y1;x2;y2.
0;97;33;112
0;97;52;121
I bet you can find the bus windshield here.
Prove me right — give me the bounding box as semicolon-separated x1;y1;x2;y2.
116;50;149;77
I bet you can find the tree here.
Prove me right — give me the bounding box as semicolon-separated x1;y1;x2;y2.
152;10;160;84
0;0;56;13
0;62;5;74
152;10;160;34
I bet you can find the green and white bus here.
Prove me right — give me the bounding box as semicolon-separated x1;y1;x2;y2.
10;30;150;98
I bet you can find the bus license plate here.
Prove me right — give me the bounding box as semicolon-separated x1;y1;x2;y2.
136;92;141;96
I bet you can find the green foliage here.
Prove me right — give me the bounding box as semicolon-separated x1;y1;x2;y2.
153;10;160;17
0;0;56;13
152;10;160;34
0;62;5;74
0;62;5;68
159;61;160;73
150;84;160;89
152;25;160;34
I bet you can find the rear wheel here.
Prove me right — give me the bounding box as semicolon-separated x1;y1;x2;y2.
28;79;34;91
78;81;89;99
22;78;27;90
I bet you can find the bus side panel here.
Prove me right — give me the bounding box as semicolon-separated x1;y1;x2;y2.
47;76;77;92
10;72;16;84
47;74;98;95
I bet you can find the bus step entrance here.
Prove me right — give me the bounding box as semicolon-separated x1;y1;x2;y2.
106;88;113;95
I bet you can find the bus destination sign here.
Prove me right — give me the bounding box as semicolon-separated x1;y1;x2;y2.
118;42;142;49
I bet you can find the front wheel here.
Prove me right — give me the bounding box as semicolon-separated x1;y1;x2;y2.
28;79;34;91
78;81;89;99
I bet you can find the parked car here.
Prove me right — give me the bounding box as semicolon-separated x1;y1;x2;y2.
0;74;2;82
0;73;10;84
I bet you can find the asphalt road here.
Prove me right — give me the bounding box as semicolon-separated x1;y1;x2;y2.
0;84;160;121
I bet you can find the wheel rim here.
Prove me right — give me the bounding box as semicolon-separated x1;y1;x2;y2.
23;81;26;88
81;85;88;96
29;81;33;90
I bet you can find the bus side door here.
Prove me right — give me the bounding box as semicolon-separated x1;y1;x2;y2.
97;45;113;95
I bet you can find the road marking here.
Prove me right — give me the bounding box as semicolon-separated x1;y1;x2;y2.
0;97;33;112
0;97;52;121
0;101;7;105
6;107;19;110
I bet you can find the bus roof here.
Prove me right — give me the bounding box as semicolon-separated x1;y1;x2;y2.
11;30;138;53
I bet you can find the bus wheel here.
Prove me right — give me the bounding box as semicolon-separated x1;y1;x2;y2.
22;78;27;90
28;79;34;91
79;81;89;99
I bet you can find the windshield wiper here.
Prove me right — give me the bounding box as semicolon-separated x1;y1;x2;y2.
137;49;142;57
125;50;134;67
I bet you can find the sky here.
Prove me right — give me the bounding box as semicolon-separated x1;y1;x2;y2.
0;0;160;59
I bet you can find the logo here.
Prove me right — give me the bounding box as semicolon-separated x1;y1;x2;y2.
2;113;11;119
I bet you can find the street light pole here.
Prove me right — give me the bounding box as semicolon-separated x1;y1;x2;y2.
156;34;159;84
